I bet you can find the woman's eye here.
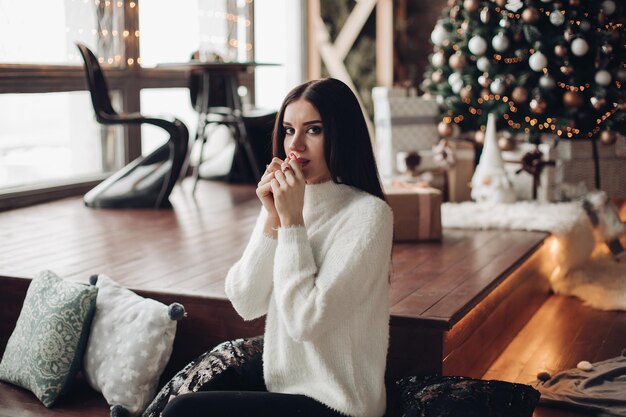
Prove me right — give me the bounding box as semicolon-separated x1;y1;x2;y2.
307;125;322;135
284;127;295;135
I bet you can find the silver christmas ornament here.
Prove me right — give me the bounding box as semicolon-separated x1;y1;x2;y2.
490;78;506;95
549;10;565;26
529;52;548;72
492;33;510;52
469;36;488;55
601;0;616;15
431;25;448;46
539;74;556;89
595;70;612;86
477;56;491;72
431;52;446;67
571;38;589;56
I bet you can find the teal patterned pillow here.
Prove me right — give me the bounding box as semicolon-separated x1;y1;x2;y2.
0;270;98;407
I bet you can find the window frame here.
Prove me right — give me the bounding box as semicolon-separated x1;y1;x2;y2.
0;0;194;210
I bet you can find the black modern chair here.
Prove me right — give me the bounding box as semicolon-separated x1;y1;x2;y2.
186;53;275;193
76;43;189;209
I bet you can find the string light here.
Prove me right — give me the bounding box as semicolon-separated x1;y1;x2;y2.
557;82;590;92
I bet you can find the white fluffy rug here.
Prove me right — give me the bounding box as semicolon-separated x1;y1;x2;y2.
442;201;626;311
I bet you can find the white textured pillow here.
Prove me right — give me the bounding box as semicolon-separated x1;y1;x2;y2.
83;274;181;416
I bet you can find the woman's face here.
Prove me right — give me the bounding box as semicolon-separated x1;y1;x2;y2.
282;99;331;184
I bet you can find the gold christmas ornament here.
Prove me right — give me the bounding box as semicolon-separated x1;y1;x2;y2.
600;130;617;145
554;44;568;57
560;65;574;75
522;7;540;24
512;86;529;103
432;70;444;83
530;97;547;114
494;0;507;7
464;0;480;12
460;86;474;101
438;121;455;138
563;91;584;108
475;129;486;144
449;53;467;70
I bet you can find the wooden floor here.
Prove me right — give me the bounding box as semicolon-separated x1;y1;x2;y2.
484;294;626;417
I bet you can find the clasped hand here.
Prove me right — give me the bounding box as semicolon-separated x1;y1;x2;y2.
256;153;305;228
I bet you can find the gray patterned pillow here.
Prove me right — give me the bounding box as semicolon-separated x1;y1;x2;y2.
0;270;98;407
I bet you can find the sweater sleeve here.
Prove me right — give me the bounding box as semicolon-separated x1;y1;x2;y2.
224;208;277;321
272;202;393;342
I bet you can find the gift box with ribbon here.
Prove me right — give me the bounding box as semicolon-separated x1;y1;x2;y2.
502;135;626;201
502;143;557;202
384;183;442;241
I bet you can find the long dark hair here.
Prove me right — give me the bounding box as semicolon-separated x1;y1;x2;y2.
271;78;385;201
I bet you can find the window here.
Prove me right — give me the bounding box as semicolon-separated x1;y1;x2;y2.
0;0;124;65
0;0;304;210
0;92;122;190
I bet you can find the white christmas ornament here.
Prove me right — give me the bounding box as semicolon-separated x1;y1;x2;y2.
492;33;510;52
595;70;612;86
448;72;464;93
471;113;516;204
469;36;488;56
601;0;616;15
529;52;548;72
505;0;523;12
490;78;506;95
431;25;448;46
431;52;446;67
477;56;491;72
571;38;589;56
540;74;556;89
549;10;565;26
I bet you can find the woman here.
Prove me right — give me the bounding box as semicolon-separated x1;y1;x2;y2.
164;78;393;417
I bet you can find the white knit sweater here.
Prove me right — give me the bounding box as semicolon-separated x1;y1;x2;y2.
225;181;393;417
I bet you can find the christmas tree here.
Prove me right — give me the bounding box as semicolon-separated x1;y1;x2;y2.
422;0;625;146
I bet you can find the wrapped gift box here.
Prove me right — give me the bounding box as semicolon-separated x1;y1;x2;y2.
395;140;475;202
502;143;557;202
553;137;626;199
502;135;626;201
373;86;440;178
384;185;442;241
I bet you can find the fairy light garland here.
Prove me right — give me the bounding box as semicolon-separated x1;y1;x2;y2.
66;0;254;63
445;93;620;139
